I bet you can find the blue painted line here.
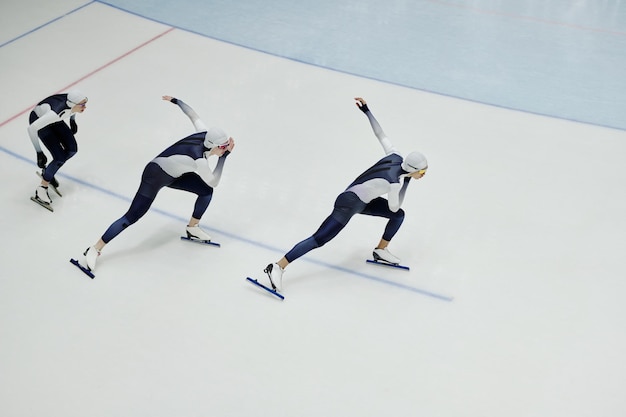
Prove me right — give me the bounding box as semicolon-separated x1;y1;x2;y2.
1;144;453;302
0;145;32;164
0;2;95;49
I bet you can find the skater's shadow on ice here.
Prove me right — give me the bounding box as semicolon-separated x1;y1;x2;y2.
101;229;178;265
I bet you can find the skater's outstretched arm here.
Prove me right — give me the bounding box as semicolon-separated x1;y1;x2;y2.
162;95;207;133
354;97;398;156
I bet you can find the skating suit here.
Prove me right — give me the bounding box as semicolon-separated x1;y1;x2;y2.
101;100;228;243
28;94;79;181
284;109;411;262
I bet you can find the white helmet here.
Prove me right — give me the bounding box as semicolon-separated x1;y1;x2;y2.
402;151;428;173
204;126;229;149
67;90;87;107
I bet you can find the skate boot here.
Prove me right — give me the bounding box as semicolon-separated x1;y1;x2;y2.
264;263;284;292
35;185;52;204
83;246;100;271
372;248;400;265
186;225;212;241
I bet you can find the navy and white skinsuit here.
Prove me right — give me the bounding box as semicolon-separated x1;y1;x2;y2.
100;99;229;244
28;94;79;182
284;107;411;263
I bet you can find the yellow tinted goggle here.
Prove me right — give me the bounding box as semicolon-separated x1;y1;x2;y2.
70;99;88;107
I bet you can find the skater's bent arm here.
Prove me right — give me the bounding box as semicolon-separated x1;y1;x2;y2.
397;177;410;208
387;183;404;212
210;156;227;186
195;155;227;188
27;109;61;152
388;177;411;211
163;95;207;133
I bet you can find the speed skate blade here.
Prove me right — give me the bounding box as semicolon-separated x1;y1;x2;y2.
30;196;53;212
246;277;284;300
180;236;220;247
70;258;95;279
366;259;410;271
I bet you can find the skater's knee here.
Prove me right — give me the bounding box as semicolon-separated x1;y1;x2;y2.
310;234;328;248
52;159;66;168
123;213;141;225
114;215;134;229
101;215;133;243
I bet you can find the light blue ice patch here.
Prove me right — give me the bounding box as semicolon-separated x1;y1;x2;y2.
99;0;626;130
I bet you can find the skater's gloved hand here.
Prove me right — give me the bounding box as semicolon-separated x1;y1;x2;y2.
162;95;178;104
70;118;78;134
36;152;47;168
354;97;369;113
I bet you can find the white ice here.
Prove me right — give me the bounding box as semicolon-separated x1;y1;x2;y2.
1;2;625;417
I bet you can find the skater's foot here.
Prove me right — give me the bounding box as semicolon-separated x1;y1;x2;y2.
264;263;284;292
83;246;100;271
35;185;52;204
186;225;212;241
372;248;400;265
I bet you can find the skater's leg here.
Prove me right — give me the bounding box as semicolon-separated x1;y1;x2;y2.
361;197;405;263
39;122;77;184
169;173;215;240
82;193;153;271
100;193;154;243
265;192;364;290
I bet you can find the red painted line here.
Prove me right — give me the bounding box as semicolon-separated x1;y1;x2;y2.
0;27;175;129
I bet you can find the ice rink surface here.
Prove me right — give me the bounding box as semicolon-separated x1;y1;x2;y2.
1;1;625;416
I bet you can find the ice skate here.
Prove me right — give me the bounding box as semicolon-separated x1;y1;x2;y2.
372;248;400;265
263;263;284;292
83;246;100;271
35;185;52;204
36;170;61;197
185;225;212;242
30;187;54;211
31;185;53;211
